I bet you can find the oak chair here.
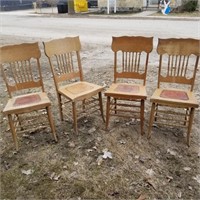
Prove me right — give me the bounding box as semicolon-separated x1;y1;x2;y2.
43;36;104;133
105;36;153;134
148;38;199;146
0;42;58;151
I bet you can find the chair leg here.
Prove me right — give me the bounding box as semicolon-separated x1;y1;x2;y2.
82;99;86;110
187;107;195;147
98;92;105;122
114;98;117;114
72;101;78;134
148;102;156;139
184;108;189;126
46;106;58;142
154;104;158;122
58;94;64;121
8;114;19;151
106;96;111;130
140;99;145;135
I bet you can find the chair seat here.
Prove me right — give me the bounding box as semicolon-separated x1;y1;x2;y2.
150;88;199;108
59;81;104;101
104;83;147;99
3;92;51;115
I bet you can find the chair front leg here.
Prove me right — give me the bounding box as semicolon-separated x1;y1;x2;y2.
148;102;156;139
114;98;117;114
98;92;105;122
106;96;111;130
8;114;19;151
72;101;78;134
140;99;145;135
46;106;58;142
58;94;64;121
187;107;195;147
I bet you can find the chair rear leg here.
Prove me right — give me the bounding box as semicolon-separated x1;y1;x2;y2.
148;102;156;139
98;92;105;122
46;106;58;142
184;108;189;126
8;114;19;151
187;107;195;147
72;102;78;134
58;94;64;121
140;99;145;135
106;96;111;130
114;98;117;114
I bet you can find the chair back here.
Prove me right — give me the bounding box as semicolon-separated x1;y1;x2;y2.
0;42;43;97
111;36;153;85
43;36;83;90
157;38;200;91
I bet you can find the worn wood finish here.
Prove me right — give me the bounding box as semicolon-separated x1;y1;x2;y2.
148;38;200;146
43;36;105;133
0;42;57;150
105;36;153;135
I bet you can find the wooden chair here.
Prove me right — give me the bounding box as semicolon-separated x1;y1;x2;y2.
105;36;153;134
0;42;58;151
43;36;104;133
148;38;199;146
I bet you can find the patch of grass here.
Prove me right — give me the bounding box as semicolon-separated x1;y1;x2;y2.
151;10;200;17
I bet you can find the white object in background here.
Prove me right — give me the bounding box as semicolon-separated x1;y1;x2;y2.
107;0;116;14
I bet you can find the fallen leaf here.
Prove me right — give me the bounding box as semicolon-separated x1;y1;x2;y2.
166;175;173;182
102;150;112;159
167;149;176;156
50;172;60;181
53;175;60;181
21;169;34;175
136;194;146;200
145;178;157;190
97;155;103;165
183;167;191;171
146;169;155;177
193;175;200;184
178;191;182;198
188;186;192;190
88;127;96;134
68;141;75;148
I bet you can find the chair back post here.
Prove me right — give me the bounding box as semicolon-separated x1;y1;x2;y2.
113;52;117;83
36;58;45;92
191;56;199;91
76;51;84;81
143;52;150;86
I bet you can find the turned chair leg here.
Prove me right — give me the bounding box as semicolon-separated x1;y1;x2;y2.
148;102;156;139
106;96;111;130
46;106;58;142
72;101;78;134
58;94;64;121
140;99;145;135
98;92;105;122
8;114;19;151
187;107;195;147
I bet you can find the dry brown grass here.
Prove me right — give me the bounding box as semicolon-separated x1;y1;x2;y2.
1;35;200;199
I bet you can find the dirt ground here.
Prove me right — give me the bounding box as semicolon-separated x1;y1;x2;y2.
0;34;200;200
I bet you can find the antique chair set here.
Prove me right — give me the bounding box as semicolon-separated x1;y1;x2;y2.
0;36;199;150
